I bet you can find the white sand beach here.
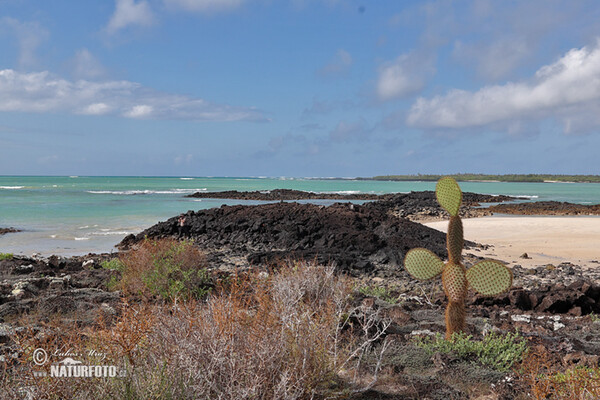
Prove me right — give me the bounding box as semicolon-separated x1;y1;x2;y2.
424;216;600;269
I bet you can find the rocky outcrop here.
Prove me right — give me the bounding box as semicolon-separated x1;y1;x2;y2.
470;263;600;316
118;202;469;275
185;189;518;223
489;201;600;216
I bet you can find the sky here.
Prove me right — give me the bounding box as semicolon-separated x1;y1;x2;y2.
1;0;600;177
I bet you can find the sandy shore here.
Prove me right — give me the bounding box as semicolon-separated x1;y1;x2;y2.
424;216;600;269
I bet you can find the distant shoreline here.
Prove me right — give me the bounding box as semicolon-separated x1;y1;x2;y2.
357;174;600;183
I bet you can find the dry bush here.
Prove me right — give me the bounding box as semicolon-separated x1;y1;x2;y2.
116;239;211;301
520;345;600;399
1;261;390;399
123;262;369;399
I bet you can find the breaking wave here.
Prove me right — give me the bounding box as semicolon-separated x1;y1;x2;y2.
87;188;207;195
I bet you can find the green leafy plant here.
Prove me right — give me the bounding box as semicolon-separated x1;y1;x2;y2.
404;177;513;338
414;331;528;372
0;253;13;260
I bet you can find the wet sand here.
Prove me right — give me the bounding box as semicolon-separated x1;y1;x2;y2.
424;216;600;269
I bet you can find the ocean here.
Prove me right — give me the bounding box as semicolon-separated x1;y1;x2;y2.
1;176;599;256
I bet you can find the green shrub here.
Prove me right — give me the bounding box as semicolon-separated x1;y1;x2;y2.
101;258;125;271
116;239;212;301
0;253;13;260
414;331;528;372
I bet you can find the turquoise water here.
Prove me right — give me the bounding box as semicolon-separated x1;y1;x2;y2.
1;176;599;256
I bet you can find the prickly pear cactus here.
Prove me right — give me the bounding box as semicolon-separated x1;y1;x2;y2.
404;177;513;339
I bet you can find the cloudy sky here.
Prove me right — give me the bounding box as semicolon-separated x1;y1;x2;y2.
1;0;600;176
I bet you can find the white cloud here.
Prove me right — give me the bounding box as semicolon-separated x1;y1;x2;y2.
69;49;107;80
376;53;433;101
106;0;154;34
317;49;352;78
407;40;600;133
81;103;112;115
164;0;245;13
0;69;265;122
0;18;48;68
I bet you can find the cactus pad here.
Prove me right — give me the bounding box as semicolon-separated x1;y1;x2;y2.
404;248;444;280
466;260;513;296
442;262;467;302
436;177;462;216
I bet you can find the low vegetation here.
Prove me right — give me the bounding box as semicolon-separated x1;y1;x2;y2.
0;253;13;260
414;331;528;372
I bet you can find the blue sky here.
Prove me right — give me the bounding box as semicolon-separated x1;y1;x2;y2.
1;0;600;177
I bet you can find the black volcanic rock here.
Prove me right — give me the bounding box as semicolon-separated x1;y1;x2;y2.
489;201;600;216
118;202;469;275
364;191;518;221
185;188;518;204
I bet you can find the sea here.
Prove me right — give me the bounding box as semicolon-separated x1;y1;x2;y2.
1;176;599;256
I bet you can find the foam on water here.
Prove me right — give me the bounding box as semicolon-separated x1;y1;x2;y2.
91;231;135;236
87;188;207;195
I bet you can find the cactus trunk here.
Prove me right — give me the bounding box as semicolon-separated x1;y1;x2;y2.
445;300;466;339
447;215;463;264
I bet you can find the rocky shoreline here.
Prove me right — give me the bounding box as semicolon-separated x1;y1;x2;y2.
489;201;600;215
186;189;600;217
185;188;518;204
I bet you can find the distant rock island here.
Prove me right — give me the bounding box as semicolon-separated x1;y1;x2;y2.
185;188;518;203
